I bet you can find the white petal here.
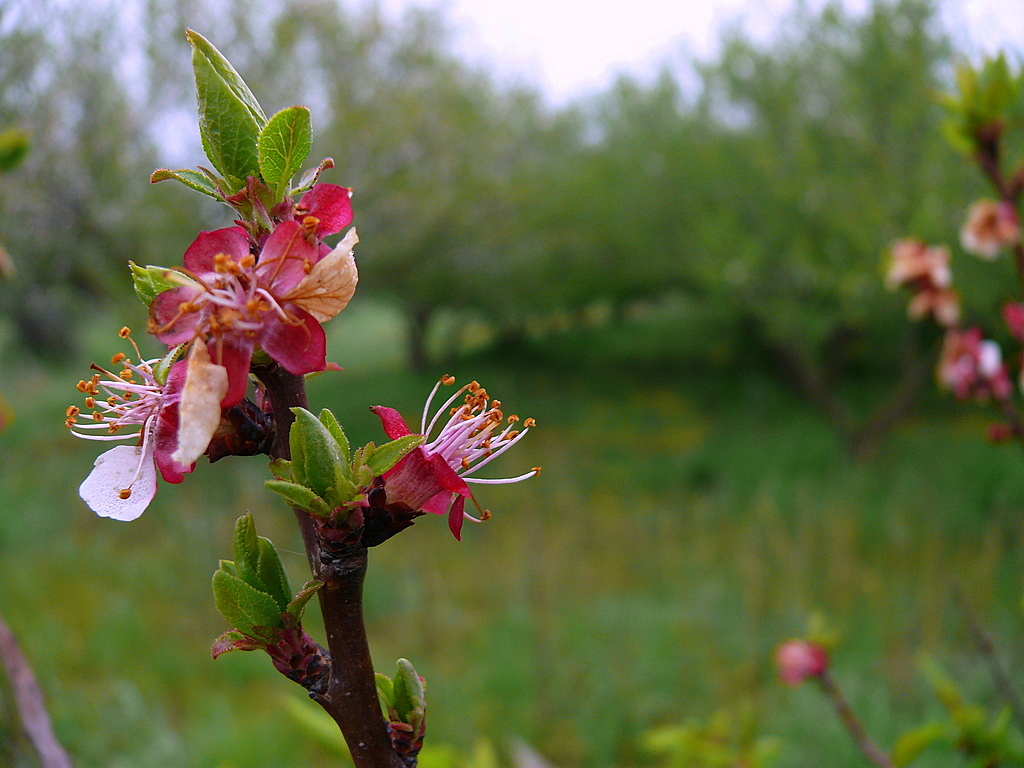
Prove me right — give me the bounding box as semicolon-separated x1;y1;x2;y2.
79;444;158;521
172;339;229;467
283;228;359;322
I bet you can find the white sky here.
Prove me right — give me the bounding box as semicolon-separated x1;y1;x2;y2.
376;0;1024;104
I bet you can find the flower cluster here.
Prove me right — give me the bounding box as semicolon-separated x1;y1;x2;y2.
886;239;959;326
938;328;1012;402
960;199;1021;259
70;184;358;519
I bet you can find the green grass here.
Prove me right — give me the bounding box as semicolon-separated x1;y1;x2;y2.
1;307;1023;767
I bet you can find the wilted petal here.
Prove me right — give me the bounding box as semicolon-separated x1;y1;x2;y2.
79;443;158;521
283;229;359;323
371;405;413;440
172;340;229;466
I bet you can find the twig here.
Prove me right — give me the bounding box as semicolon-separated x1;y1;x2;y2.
0;609;73;768
953;584;1024;733
817;669;895;768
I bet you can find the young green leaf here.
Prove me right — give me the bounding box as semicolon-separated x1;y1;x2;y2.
258;106;312;197
318;409;350;464
187;29;265;187
264;479;329;515
212;569;282;635
129;261;193;307
366;434;424;477
375;672;395;714
149;168;224;199
255;535;292;611
289;408;343;499
284;580;323;625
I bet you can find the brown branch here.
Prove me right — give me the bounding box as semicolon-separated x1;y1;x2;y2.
253;363;402;768
953;585;1024;733
0;609;74;768
817;670;895;768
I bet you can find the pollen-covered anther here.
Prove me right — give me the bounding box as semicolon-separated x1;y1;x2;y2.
468;381;480;393
84;397;95;409
111;352;127;365
118;488;132;500
119;327;132;338
441;374;456;386
239;253;255;268
119;368;135;382
507;414;518;423
524;418;536;428
480;510;491;521
301;215;320;239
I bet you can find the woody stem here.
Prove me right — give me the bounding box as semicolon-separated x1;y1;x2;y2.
253;362;402;768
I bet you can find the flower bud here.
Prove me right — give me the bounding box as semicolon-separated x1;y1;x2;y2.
776;640;828;686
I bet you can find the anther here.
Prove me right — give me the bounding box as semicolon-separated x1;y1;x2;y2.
441;374;456;385
119;326;132;338
118;488;132;499
119;369;134;381
84;397;95;409
111;352;127;365
524;418;537;428
66;405;80;418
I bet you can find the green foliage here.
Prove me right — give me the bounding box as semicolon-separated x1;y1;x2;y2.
268;407;423;516
893;658;1024;766
210;514;321;650
257;105;312;199
0;128;29;173
187;28;266;190
128;261;192;307
942;55;1024;155
376;658;426;730
642;706;780;768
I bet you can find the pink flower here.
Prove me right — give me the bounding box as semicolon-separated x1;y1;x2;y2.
66;330;204;520
776;640;828;686
370;376;540;540
886;240;951;290
150;220;350;406
293;183;354;241
961;199;1020;259
938;328;1012;401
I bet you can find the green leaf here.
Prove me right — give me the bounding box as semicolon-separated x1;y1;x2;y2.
233;514;261;578
318;409;350;464
258;106;312;197
149;167;223;199
256;535;292;611
366;434;424;477
392;658;426;725
212;569;282;635
187;29;265;187
264;479;329;515
375;672;395;714
284;580;323;625
289;408;343;500
0;128;30;174
892;722;948;766
151;344;185;387
128;261;192;307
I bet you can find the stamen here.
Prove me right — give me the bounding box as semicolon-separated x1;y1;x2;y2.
119;489;132;499
119;326;131;338
111;352;127;365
